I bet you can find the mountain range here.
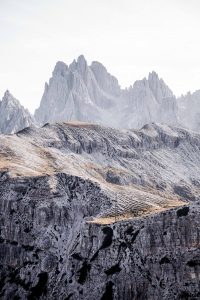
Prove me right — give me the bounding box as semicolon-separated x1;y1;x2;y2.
0;56;200;299
0;55;200;134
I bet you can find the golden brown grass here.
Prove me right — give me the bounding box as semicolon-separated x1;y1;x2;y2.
87;200;187;225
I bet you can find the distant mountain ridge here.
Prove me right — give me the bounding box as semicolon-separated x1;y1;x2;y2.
0;55;200;134
34;55;179;129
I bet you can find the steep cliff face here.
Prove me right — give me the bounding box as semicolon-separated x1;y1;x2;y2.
0;122;199;299
0;91;36;134
34;56;178;129
0;173;199;300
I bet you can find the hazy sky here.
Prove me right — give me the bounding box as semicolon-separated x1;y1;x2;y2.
0;0;200;113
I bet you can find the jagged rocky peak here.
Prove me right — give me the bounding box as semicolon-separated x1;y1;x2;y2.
71;55;93;86
77;54;88;73
0;90;36;134
34;55;120;125
34;55;194;130
51;55;88;80
1;89;25;109
2;89;17;103
52;61;68;77
121;71;178;129
90;60;121;96
148;71;174;101
130;71;174;103
68;55;87;73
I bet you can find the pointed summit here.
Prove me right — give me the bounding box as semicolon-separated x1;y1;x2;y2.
77;54;87;65
77;55;88;74
4;89;11;97
0;91;37;134
53;61;68;77
68;55;88;74
1;90;21;108
69;59;77;71
3;90;16;98
148;71;159;82
147;71;174;101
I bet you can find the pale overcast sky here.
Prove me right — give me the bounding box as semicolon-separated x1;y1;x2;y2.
0;0;200;113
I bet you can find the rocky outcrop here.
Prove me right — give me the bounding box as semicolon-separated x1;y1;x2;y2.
0;172;199;299
0;91;36;134
0;122;200;299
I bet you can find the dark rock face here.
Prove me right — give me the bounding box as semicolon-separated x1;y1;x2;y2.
0;122;200;299
0;173;112;299
0;171;199;299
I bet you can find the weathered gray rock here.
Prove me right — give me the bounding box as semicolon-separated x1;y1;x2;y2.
0;122;199;299
0;172;199;299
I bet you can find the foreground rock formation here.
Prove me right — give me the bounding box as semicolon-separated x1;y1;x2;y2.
0;122;200;299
